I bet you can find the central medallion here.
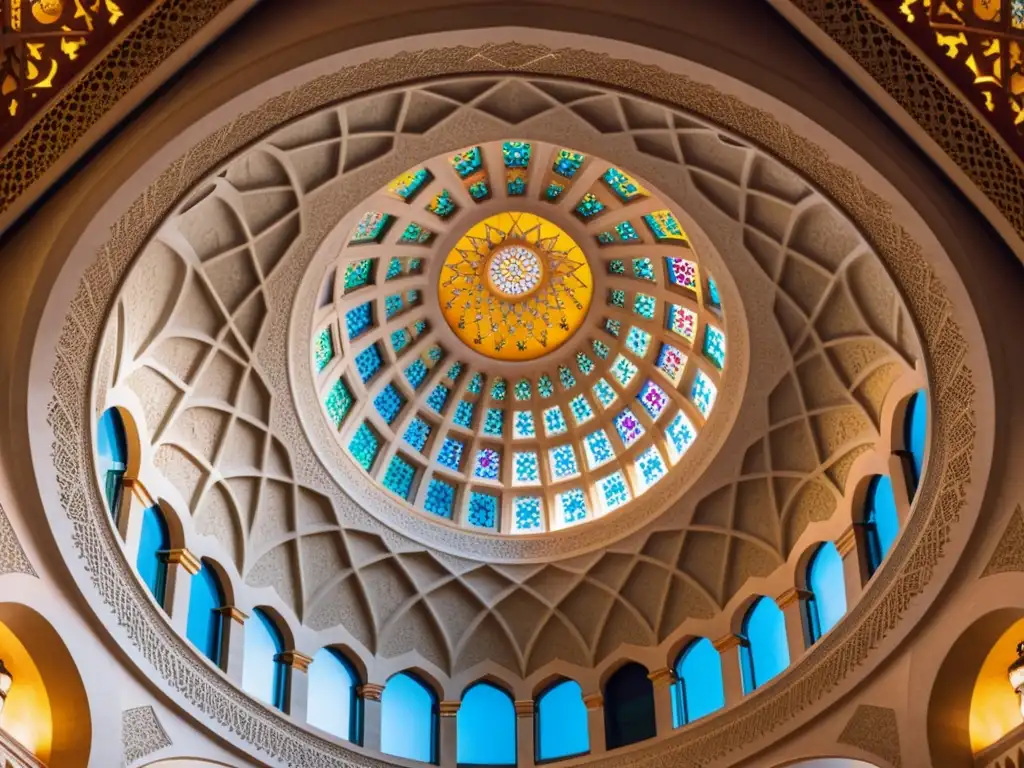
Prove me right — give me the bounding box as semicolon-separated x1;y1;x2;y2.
438;211;593;361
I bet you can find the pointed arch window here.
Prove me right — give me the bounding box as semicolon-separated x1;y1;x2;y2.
308;648;360;742
805;542;847;643
136;505;169;608
672;638;725;727
903;391;927;496
740;597;789;693
458;681;516;765
186;559;225;665
535;679;589;761
861;475;900;577
381;672;438;763
242;608;287;711
603;662;656;750
97;407;128;522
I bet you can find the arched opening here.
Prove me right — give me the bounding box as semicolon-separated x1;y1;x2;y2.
970;617;1024;753
0;602;91;767
903;390;928;496
381;671;438;764
307;647;360;743
859;475;900;578
96;407;129;522
535;678;589;761
241;607;286;711
805;542;847;643
740;597;790;693
457;681;516;765
603;662;656;750
136;505;170;608
185;559;225;666
672;637;725;727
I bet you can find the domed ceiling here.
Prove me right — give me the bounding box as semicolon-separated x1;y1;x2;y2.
92;76;921;679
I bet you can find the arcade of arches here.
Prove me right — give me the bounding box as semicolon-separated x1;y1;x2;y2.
0;1;1021;767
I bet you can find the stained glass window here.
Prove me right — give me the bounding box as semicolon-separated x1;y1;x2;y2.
543;406;568;436
597;231;615;244
514;379;532;401
553;149;584;178
576;352;595;375
602;167;647;202
597;471;631;512
325;378;354;427
557;488;589;526
467;372;485;395
483;408;504;437
424;384;450;414
446;362;463;381
703;325;726;369
513;496;543;532
467;492;499;529
513;411;535;440
350;211;394;244
348;422;380;471
354;345;383;384
665;257;698;290
388;168;432;200
558;366;576;390
609;289;626;308
632;258;655;281
385;294;404;319
513;452;540;485
635;446;667;491
382;455;417;500
575;193;605;219
615;221;640;242
345;302;373;340
451;147;483;178
613;409;645;447
344;259;375;292
611;355;638;387
691;370;717;418
549;444;580;481
468;181;491;201
625;327;652;358
666;304;697;343
503;141;531;167
537;375;554;398
314;327;334;372
569;395;594;425
592;378;617;409
604;318;621;337
545;182;565;201
665;411;697;463
390;328;411;355
633;293;657;320
374;384;406;425
426;189;458;219
454;400;475;429
399;222;434;245
473;448;501;481
437;437;465;472
643;210;687;242
491;378;507;401
403;417;432;453
424;478;456;518
707;276;722;307
636;380;670;421
656;343;687;385
405;359;428;390
584;429;615;469
608;259;626;275
592;339;610;359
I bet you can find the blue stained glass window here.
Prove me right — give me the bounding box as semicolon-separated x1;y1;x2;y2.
549;444;580;480
604;663;656;749
382;455;417;500
604;318;621;337
597;231;615;244
632;258;655;281
592;378;617;409
557;488;588;525
553;149;585;178
97;407;128;521
426;345;443;364
388;168;432;200
862;475;900;576
405;359;429;390
186;561;223;665
349;422;380;471
467;373;484;394
543;406;567;436
611;355;638;387
513;496;543;532
467;492;499;529
469;181;491;201
536;680;589;761
613;408;645;447
345;302;373;340
451;147;483;178
626;326;652;358
569;394;594;425
584;430;615;469
615;221;640;242
635;446;667;491
513;452;540;485
609;289;626;308
665;411;697;463
637;379;670;421
507;176;526;196
904;391;927;495
424;478;456;518
575;193;605;219
385;294;404;319
314;327;335;372
437;437;465;472
425;385;450;414
502;141;532;168
457;682;516;766
545;182;565;201
592;339;610;359
373;384;406;425
609;259;626;275
308;648;360;742
381;672;438;763
655;343;687;385
514;379;532;401
354;344;383;384
602;167;647;202
707;276;722;307
453;400;475;429
325;378;354;428
390;328;411;355
558;366;576;390
597;471;631;512
740;597;790;692
350;211;394;244
473;448;501;481
703;325;726;369
642;210;686;242
513;411;535;439
806;541;847;642
344;259;375;291
491;378;507;401
385;257;403;280
672;638;725;727
483;408;504;437
633;293;657;320
690;370;717;418
426;189;458;219
403;417;432;453
537;375;554;398
446;362;463;381
242;608;287;711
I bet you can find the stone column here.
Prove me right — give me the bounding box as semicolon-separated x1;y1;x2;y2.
118;479;152;562
583;692;606;755
439;700;460;768
646;667;676;735
358;683;385;751
277;651;313;721
163;548;200;627
776;588;812;658
713;634;745;703
215;606;248;679
887;453;913;524
514;700;536;767
835;526;864;604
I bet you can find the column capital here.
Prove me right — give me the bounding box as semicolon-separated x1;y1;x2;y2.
164;548;201;575
215;606;248;624
514;700;534;717
123;477;155;507
776;588;812;608
582;692;604;709
713;633;743;652
646;667;676;688
439;700;461;718
358;683;385;701
835;526;858;557
275;650;313;672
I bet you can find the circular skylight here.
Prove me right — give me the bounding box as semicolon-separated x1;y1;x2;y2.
311;140;728;534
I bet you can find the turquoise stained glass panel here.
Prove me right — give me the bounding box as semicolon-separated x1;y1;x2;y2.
348;422;380;471
446;362;462;381
514;379;532;401
424;385;450;414
557;488;589;526
691;370;717;418
467;373;484;394
575;193;605;219
491;378;507;401
382;456;416;500
467;492;499;529
632;258;655;281
549;444;580;481
513;411;535;440
513;496;543;532
704;325;726;369
388;168;432;200
390;328;411;355
424;478;455;518
345;302;373;340
373;384;405;425
592;378;617;409
426;189;458;219
597;471;631;512
437;437;465;472
314;328;334;373
553;149;585;178
344;259;374;291
569;395;594;425
354;345;383;383
537;375;554;398
543;407;567;436
403;417;432;453
405;359;428;390
584;429;615;469
637;379;670;421
708;276;722;307
633;293;657;320
545;183;565;201
635;446;667;491
503;141;531;168
602;167;646;202
643;210;686;241
613;408;645;447
385;294;404;319
483;408;504;437
665;411;697;462
604;319;621;337
451;147;483;178
625;327;651;358
325;379;354;427
513;452;540;485
611;355;638;387
453;401;475;429
576;353;594;375
350;211;393;244
558;366;576;390
468;181;490;201
473;448;501;481
592;340;610;359
608;259;626;275
615;221;639;242
609;289;626;308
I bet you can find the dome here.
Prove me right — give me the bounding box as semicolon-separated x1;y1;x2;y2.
311;140;728;534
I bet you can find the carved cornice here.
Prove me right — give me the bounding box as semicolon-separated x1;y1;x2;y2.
163;547;200;575
647;668;676;688
214;605;248;623
776;588;812;608
357;683;384;702
582;692;604;710
713;634;743;652
514;700;535;717
439;700;461;718
276;650;313;672
835;526;858;558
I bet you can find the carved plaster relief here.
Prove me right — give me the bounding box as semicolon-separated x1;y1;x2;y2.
122;705;172;767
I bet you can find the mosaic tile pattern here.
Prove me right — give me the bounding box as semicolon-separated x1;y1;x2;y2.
473;448;501;481
314;328;334;372
635;446;668;490
666;304;698;343
403;417;432;453
584;429;615;468
483;408;504;437
597;471;631;512
691;370;717;418
637;380;670;420
558;488;589;525
513;411;536;439
354;345;383;383
593;378;617;409
513;452;540;485
345;302;373;340
543;406;568;436
424;477;455;518
643;210;686;241
614;408;645;447
704;324;726;369
437;437;465;472
569;394;594;425
382;455;416;500
348;422;379;471
513;496;543;532
467;492;498;529
424;384;449;414
453;400;475;429
388;168;431;200
373;384;405;425
325;378;354;427
665;411;697;463
549;444;580;480
656;343;687;385
350;211;393;244
451;147;483;178
625;326;652;358
344;259;374;291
